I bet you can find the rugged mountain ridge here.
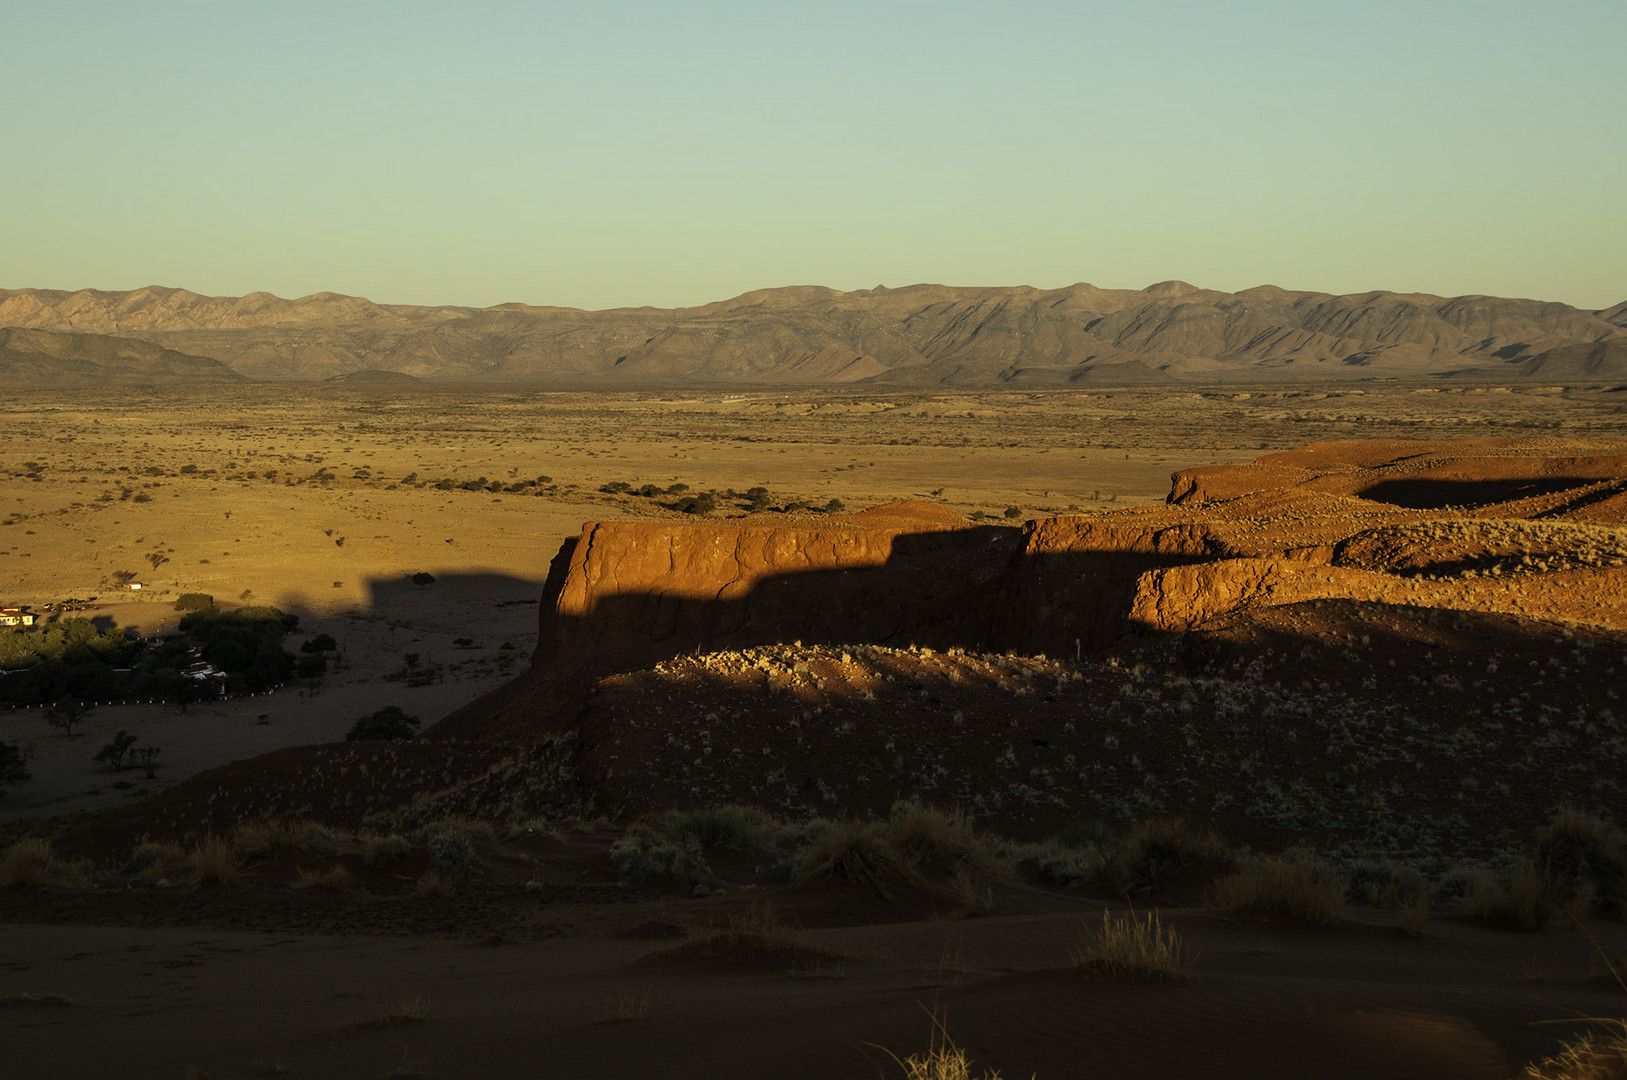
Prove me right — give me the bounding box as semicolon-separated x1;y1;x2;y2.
2;282;1622;383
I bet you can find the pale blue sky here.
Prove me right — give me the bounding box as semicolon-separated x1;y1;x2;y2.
3;1;1623;310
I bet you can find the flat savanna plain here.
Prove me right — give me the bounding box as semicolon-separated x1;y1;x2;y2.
3;382;1626;1080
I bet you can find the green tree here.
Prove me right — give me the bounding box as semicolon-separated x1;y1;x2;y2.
93;729;139;771
45;696;91;737
301;633;338;655
0;741;29;797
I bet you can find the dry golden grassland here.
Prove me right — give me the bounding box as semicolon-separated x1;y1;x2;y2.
3;382;1616;614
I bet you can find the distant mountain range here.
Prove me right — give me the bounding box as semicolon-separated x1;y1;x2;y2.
1;282;1623;385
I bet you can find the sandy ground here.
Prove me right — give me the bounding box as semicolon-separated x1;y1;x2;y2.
4;897;1625;1079
5;384;1627;1079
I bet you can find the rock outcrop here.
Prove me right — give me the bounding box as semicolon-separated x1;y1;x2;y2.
435;436;1627;743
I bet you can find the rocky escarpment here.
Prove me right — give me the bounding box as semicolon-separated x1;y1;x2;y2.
433;436;1627;743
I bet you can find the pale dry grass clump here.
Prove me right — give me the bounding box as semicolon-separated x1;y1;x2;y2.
1072;908;1187;981
1214;853;1346;925
1522;1019;1627;1080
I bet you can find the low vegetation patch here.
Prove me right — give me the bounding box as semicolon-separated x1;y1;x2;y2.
1214;853;1346;925
646;901;852;969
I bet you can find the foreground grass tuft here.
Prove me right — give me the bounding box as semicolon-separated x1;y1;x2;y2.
1522;1018;1627;1080
873;1010;1032;1080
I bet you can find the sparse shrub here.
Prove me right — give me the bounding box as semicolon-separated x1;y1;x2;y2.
419;822;478;876
1;838;56;889
648;901;846;968
1003;506;1022;519
189;836;241;886
1033;841;1109;887
1536;807;1627;919
298;864;353;891
1348;859;1427;908
1109;818;1230;893
1462;856;1564;931
661;805;780;852
609;824;712;885
885;801;1008;878
125;840;187;885
346;705;420;741
795;819;905;898
410;572;435;589
363;833;413;867
1214;853;1346;925
1072;908;1187;981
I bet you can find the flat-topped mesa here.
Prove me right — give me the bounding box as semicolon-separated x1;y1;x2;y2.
433;437;1627;742
534;502;1024;674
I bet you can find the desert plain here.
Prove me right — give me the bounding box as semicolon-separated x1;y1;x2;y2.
3;379;1627;1079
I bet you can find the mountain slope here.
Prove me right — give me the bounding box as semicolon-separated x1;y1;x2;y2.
1;283;1621;383
0;327;246;385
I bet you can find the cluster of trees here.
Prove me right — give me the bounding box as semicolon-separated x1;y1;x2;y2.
0;606;300;708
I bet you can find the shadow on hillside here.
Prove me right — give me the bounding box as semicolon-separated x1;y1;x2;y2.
525;526;1213;682
1355;476;1600;509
